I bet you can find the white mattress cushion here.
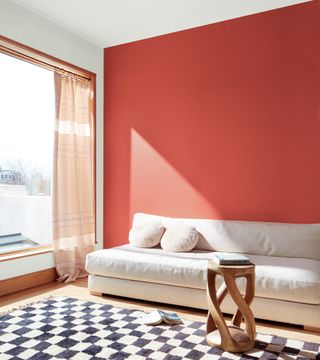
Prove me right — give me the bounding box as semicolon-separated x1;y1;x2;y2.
86;245;320;305
132;213;320;260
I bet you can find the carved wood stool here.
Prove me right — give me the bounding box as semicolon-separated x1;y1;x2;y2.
206;261;256;353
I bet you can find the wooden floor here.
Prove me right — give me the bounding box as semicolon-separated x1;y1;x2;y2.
0;278;319;344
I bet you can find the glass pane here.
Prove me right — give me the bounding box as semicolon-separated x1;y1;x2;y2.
0;52;54;253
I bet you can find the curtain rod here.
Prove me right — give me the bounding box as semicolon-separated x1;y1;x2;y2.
0;44;91;81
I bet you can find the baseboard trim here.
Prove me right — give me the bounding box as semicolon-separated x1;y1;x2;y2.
0;268;57;296
304;326;320;333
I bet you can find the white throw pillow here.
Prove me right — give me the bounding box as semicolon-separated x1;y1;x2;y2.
160;224;199;252
129;220;165;248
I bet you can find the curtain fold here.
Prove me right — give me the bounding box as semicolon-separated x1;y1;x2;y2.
53;73;95;283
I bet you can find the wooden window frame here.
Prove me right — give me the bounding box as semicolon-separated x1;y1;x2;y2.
0;35;97;260
0;246;54;262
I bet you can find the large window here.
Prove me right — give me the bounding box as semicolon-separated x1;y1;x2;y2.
0;52;54;254
0;36;96;263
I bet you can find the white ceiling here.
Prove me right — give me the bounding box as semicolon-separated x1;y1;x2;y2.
12;0;310;48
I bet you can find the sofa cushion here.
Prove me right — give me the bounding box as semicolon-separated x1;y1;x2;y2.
129;220;165;248
86;245;320;305
160;224;198;252
132;213;320;260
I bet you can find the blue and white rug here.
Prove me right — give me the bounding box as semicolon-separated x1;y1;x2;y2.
0;297;319;359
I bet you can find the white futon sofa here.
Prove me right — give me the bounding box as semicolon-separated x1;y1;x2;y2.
86;213;320;328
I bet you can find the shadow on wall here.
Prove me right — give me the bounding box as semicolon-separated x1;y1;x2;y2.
130;128;222;219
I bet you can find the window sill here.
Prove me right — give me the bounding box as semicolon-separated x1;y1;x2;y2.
0;245;53;262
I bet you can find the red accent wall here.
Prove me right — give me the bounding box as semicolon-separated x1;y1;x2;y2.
104;1;320;248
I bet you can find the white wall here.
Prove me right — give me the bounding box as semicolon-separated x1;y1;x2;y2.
0;0;103;279
0;253;56;281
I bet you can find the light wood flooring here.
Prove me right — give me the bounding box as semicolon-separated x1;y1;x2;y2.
0;278;319;344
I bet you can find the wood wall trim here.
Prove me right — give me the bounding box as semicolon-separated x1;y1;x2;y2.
304;326;320;333
0;268;57;297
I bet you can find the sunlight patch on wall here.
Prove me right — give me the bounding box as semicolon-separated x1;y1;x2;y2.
130;128;221;219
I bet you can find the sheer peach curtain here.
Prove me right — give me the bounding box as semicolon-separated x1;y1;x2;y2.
53;72;95;283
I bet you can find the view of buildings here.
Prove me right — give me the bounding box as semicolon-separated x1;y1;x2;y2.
0;165;51;196
0;168;23;185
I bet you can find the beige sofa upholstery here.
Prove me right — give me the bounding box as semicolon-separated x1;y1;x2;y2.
86;213;320;327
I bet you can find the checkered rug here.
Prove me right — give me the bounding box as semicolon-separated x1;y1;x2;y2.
0;297;319;360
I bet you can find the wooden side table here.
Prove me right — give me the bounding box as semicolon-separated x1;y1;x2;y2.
206;261;256;353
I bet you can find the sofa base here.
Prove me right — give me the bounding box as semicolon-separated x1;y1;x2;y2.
88;274;320;328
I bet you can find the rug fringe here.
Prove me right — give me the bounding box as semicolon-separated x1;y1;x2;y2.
0;295;56;317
